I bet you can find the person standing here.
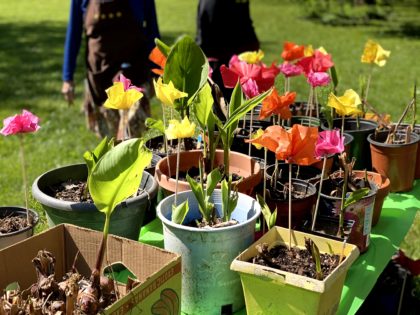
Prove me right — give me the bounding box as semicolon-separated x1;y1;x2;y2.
61;0;160;138
196;0;260;99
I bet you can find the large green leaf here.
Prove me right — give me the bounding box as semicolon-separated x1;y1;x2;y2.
193;83;214;130
89;138;152;216
145;118;165;134
83;136;114;177
206;168;222;197
155;38;171;57
163;36;209;107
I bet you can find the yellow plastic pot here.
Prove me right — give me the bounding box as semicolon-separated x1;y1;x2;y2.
230;226;359;315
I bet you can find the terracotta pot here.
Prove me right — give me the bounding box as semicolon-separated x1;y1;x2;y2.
154;150;262;195
265;178;317;229
396;123;420;179
321;118;377;170
351;170;390;226
368;131;419;192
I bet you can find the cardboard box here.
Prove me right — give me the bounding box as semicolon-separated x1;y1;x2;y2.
0;224;182;314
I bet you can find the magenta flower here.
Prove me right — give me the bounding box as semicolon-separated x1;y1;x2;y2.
118;74;144;93
279;62;303;78
315;130;344;159
1;110;40;136
242;79;260;98
307;71;331;87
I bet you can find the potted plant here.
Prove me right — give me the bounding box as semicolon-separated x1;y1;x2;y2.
322;89;378;170
32;137;157;240
230;226;359;315
0;109;40;249
157;165;261;314
0;137;182;314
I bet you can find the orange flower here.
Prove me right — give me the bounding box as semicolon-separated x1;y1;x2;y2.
149;46;166;75
281;41;305;61
275;124;318;165
259;89;295;120
245;125;284;154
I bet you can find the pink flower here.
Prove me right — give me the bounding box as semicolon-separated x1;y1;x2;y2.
307;72;331;87
315;130;344;159
242;79;260;98
117;74;143;93
1;110;40;136
220;55;280;95
279;62;303;77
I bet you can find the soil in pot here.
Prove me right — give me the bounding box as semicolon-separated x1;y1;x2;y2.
0;250;117;314
0;213;28;234
250;239;341;280
368;130;419;192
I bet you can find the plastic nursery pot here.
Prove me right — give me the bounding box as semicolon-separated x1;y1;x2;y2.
368;131;419;192
145;153;162;176
265;163;322;185
264;178;317;230
311;155;334;179
287;116;321;129
31;164;158;241
230;226;360;315
146;136;197;157
230;119;276;163
319;178;377;254
396;123;420;179
157;189;261;315
321;118;378;171
303;215;355;242
351;170;390;227
0;207;39;250
154;149;262;196
289;101;322;118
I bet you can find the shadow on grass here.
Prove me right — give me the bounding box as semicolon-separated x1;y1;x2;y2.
0;21;67;106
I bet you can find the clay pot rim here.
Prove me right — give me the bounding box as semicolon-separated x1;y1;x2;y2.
367;130;420;148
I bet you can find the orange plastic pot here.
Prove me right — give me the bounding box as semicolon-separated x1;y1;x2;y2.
368;131;419;192
396;124;420;179
154;149;262;196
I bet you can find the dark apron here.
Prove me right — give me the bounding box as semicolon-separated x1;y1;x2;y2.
84;0;149;137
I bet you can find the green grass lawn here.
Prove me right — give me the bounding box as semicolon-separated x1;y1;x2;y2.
0;0;418;246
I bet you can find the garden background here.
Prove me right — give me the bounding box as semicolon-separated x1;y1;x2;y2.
0;0;419;254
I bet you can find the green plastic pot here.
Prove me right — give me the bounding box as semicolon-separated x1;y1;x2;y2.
31;163;158;240
230;226;359;315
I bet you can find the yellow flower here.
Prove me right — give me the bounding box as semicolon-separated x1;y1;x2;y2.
317;46;328;55
154;77;188;106
250;129;265;150
327;89;363;116
304;45;314;57
165;116;196;140
238;49;265;64
361;40;390;67
104;82;143;110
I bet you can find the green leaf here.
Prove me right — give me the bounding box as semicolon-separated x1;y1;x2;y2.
257;194;277;230
344;188;370;209
83;136;114;178
330;66;339;90
223;88;272;132
186;174;208;222
145;118;165;134
221;177;238;221
311;239;324;280
269;209;277;230
5;282;19;292
171;200;189;224
89;138;152;216
163;36;209;108
205;168;222;197
193;83;214;130
155;38;171;57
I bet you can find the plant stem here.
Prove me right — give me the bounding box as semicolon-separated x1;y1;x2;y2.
341;115;345;137
94;213;110;273
161;104;171;177
19;135;30;225
311;157;326;231
339;164;349;239
248;108;253;156
174;141;181;206
263;148;267;201
288;163;292;250
363;64;374;108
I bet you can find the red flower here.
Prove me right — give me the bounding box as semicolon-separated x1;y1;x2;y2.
259;89;295;120
297;50;334;76
281;41;305;61
220;55;280;95
1;110;40;136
